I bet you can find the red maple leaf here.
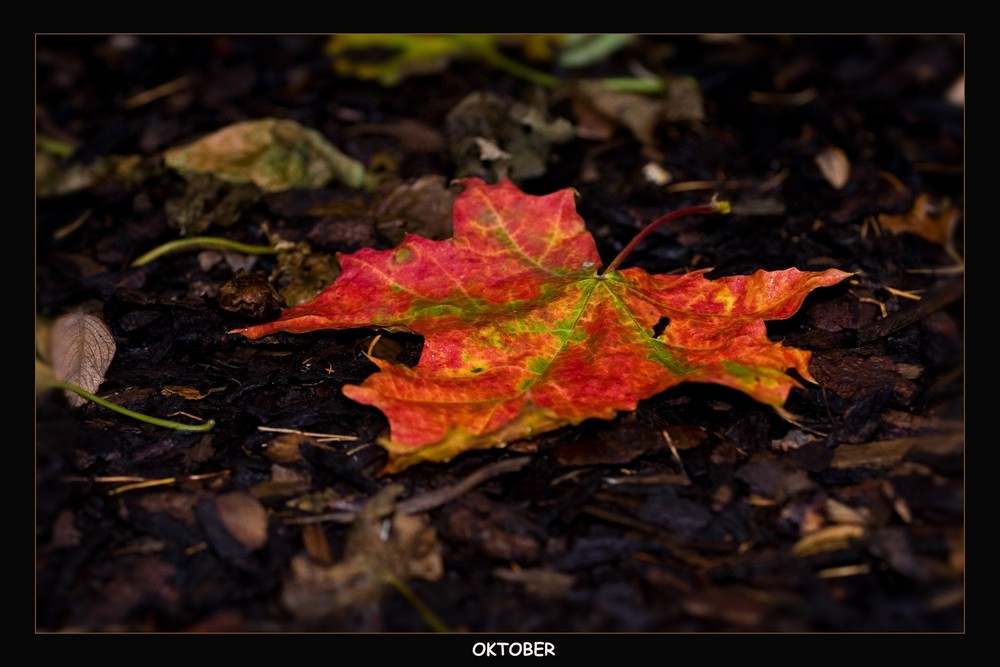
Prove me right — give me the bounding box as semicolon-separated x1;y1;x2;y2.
235;178;850;472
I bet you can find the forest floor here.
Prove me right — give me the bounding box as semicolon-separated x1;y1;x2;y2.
36;34;964;635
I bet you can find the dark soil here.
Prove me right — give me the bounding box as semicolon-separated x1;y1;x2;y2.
36;35;964;635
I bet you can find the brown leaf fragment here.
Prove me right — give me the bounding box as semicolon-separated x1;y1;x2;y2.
262;433;310;464
344;484;444;583
878;193;961;246
282;484;443;620
446;91;573;183
573;81;663;147
218;270;283;320
49;310;117;407
814;146;851;190
215;492;269;551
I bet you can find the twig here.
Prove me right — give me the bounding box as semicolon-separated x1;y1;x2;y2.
123;75;193;110
397;456;531;515
257;426;358;442
284;456;532;525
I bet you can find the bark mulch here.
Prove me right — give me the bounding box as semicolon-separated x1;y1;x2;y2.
36;34;964;635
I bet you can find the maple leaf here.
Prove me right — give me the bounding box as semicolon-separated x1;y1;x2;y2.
234;178;850;473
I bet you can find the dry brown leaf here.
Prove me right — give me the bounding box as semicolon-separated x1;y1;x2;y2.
164;118;368;193
49;310;116;406
815;146;851;190
445;91;574;183
573;81;663;147
878;193;961;246
282;484;443;620
215;492;269;551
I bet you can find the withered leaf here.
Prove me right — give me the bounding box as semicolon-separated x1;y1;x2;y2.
164;118;368;193
878;193;961;246
49;310;116;407
446;91;574;183
282;484;443;620
815;146;851;190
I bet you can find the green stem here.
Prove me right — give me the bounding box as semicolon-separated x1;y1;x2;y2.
600;200;731;276
478;46;561;89
598;77;667;94
383;573;449;632
131;237;277;268
54;381;216;432
37;134;78;157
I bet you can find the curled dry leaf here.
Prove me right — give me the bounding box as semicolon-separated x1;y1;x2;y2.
49;310;116;407
164;118;368;193
446;91;574;183
878;193;961;247
815;146;851;190
572;81;664;147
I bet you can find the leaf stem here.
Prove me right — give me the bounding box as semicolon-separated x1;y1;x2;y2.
131;237;277;268
600;199;731;276
477;46;561;89
598;77;667;94
53;381;216;432
382;573;450;632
